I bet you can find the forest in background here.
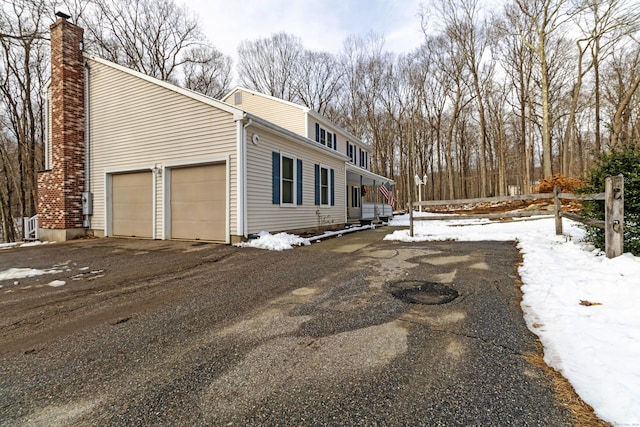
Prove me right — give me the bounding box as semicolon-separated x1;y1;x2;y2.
1;0;640;241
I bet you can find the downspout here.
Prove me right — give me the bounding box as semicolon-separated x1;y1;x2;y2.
242;117;252;238
236;115;252;239
82;60;92;229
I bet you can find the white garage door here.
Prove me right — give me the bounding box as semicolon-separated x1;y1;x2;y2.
170;163;226;241
112;171;153;238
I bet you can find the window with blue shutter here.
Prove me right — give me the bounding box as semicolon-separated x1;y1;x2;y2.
296;159;303;205
315;123;320;142
314;164;320;205
333;133;337;150
330;169;335;205
272;152;280;204
274;152;301;205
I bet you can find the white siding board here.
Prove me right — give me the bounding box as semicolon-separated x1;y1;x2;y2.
245;125;345;234
87;59;238;238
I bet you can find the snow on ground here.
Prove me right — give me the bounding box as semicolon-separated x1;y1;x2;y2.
0;240;51;250
0;267;61;282
236;224;375;251
386;212;640;427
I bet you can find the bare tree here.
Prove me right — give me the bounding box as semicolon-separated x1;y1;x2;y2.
494;3;537;192
82;0;231;87
574;0;640;153
182;45;232;99
514;0;571;178
293;50;342;119
433;0;494;196
237;32;304;100
0;0;51;241
606;42;640;148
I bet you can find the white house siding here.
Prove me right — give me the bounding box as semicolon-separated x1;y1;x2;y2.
245;123;346;234
225;89;306;137
87;59;238;240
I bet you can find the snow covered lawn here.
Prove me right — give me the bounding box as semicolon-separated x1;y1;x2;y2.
385;213;640;426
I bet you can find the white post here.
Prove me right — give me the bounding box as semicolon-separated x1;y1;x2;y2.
414;175;423;213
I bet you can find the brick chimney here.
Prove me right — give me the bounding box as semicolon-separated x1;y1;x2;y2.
37;14;86;241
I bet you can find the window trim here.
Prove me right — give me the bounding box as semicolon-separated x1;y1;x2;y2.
314;163;334;207
351;185;360;208
273;151;301;207
315;122;337;150
280;153;298;206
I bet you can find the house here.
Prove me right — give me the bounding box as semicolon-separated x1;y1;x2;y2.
36;15;394;244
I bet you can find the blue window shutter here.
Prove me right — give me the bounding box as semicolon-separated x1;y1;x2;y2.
314;164;320;205
346;141;350;156
315;123;320;142
333;134;337;150
330;168;335;206
296;159;303;205
272;152;280;204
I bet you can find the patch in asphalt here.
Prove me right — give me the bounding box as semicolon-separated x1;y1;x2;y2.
388;280;459;305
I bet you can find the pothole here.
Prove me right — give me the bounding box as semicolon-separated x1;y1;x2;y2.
388;280;459;305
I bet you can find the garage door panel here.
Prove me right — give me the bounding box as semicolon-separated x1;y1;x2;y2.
171;164;226;241
112;171;153;238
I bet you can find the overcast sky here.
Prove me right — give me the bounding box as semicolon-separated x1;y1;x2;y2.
186;0;427;60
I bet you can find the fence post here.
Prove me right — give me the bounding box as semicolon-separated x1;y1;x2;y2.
554;185;562;235
605;175;624;258
409;198;414;238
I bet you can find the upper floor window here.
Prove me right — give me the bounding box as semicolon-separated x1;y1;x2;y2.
315;123;336;150
347;142;356;164
358;148;369;169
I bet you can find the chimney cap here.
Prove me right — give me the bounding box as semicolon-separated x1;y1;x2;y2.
55;11;71;20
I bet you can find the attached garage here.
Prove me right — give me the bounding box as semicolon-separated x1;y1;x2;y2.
111;171;153;238
169;163;227;241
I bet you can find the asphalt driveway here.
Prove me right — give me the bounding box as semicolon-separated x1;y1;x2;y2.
0;229;577;426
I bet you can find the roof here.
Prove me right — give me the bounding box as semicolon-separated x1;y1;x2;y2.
346;164;395;186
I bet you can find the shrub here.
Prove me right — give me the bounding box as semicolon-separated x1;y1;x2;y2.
580;147;640;255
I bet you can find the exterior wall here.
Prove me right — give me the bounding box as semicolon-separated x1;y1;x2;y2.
245;123;346;234
225;89;306;136
37;18;86;237
86;59;238;240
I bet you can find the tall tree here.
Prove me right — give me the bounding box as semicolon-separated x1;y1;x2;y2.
574;0;640;153
514;0;570;178
0;0;51;241
237;32;304;100
81;0;230;86
434;0;494;196
181;45;232;99
293;50;342;119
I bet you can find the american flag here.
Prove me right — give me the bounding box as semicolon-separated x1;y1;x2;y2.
379;185;394;208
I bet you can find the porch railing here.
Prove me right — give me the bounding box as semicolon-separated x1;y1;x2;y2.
23;215;38;240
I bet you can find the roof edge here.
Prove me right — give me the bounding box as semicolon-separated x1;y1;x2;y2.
85;54;244;119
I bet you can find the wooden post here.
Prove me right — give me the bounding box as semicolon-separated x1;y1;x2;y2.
554;185;562;235
409;198;414;237
605;175;624;258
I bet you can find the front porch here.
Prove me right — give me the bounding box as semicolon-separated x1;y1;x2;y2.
346;166;394;223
